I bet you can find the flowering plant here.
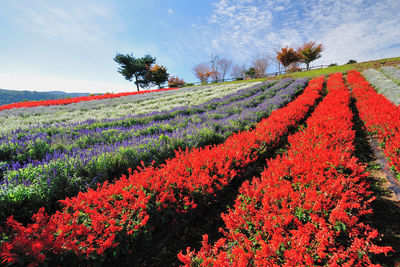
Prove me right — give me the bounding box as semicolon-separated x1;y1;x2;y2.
179;73;392;265
0;76;323;265
0;88;179;111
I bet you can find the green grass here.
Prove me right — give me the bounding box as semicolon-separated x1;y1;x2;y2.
286;64;356;78
285;56;400;78
186;56;400;87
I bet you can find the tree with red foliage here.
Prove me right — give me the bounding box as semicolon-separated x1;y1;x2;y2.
298;41;323;70
276;46;303;72
168;76;186;87
193;63;213;84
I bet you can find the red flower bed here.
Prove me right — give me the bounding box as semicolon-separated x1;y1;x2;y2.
179;73;392;266
0;87;179;111
348;70;400;178
0;77;324;265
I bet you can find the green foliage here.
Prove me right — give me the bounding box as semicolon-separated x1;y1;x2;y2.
114;53;156;91
245;67;257;79
347;59;357;64
146;65;169;88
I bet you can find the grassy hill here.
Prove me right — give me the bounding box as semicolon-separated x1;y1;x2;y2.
0;88;88;105
209;56;400;85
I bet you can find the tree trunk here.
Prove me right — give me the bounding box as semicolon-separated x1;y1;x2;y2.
306;63;310;71
134;75;140;92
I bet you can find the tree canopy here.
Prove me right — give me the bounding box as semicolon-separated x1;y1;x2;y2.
114;53;156;91
146;64;169;89
193;63;213;84
298;41;323;70
168;76;186;87
276;47;302;71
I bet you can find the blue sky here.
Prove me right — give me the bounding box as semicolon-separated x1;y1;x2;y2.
0;0;399;93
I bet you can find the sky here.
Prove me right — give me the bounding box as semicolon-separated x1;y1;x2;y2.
0;0;399;93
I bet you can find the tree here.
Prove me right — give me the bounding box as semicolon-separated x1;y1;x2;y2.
276;46;302;72
209;55;232;82
231;64;247;80
146;64;169;88
114;53;156;91
245;67;257;79
168;76;186;87
252;55;271;78
209;54;221;81
217;58;232;81
347;59;357;64
297;41;323;70
193;63;213;84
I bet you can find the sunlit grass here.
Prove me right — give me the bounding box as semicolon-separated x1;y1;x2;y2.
189;56;400;87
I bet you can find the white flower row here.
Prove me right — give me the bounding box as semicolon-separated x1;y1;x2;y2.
0;82;259;134
381;66;400;84
362;68;400;105
0;85;207;118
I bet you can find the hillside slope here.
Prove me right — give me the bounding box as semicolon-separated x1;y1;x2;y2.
0;88;88;105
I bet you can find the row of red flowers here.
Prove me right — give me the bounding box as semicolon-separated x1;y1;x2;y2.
179;73;392;265
0;77;324;265
348;70;400;178
0;87;179;111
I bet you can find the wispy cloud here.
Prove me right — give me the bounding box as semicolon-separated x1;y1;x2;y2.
9;0;119;44
206;0;276;61
168;8;174;14
205;0;400;66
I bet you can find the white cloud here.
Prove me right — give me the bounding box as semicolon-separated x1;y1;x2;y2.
206;0;400;67
0;73;135;94
168;8;174;14
206;0;277;61
9;0;118;44
274;6;285;11
294;0;400;65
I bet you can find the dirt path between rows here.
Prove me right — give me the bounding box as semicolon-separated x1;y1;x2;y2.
368;136;400;201
349;93;400;265
366;136;400;265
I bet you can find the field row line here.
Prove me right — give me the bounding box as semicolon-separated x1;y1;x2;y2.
0;77;324;265
179;73;392;265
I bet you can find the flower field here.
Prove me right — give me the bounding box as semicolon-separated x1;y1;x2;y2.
349;70;400;178
0;88;181;112
363;67;400;105
0;79;307;222
381;66;400;84
179;72;392;266
0;82;259;134
0;72;398;266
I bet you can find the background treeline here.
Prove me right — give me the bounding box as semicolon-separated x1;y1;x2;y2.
193;41;324;83
0;89;88;106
